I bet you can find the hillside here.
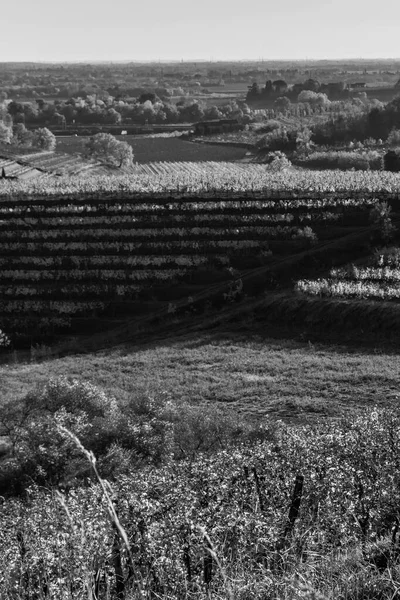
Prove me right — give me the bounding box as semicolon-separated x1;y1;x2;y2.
2;168;400;600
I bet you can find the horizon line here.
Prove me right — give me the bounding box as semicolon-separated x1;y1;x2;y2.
2;57;400;65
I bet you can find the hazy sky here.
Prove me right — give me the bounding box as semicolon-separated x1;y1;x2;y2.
2;0;399;62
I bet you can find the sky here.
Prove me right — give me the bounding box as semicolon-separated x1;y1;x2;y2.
2;0;400;62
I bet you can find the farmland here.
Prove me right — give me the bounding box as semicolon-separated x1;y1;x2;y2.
3;156;400;600
55;135;248;162
0;165;399;349
297;247;400;301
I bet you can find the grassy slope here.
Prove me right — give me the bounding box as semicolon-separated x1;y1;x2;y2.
2;330;400;424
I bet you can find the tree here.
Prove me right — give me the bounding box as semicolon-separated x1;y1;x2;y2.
138;92;158;104
383;149;400;172
12;123;33;147
297;91;330;106
264;80;274;95
274;96;291;113
387;128;400;147
106;108;121;125
204;105;223;120
303;78;321;92
246;82;262;100
272;80;288;93
32;127;56;151
0;121;12;144
84;133;133;168
295;127;315;156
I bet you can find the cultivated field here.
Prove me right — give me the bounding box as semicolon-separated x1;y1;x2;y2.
56;135;248;162
2;164;400;599
1;166;397;346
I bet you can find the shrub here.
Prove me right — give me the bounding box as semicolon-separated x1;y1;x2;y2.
0;328;10;349
383;149;400;172
387;128;400;146
263;150;292;171
302;150;382;171
369;202;397;243
256;127;297;153
0;378;273;495
373;246;400;267
292;226;318;244
255;119;281;134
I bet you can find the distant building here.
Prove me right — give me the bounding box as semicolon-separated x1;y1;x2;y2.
350;82;367;89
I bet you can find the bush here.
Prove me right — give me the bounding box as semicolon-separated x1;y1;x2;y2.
383;149;400;172
255;119;281;134
373;246;400;267
302;150;382;171
369;202;396;243
0;377;273;495
263;150;292;171
292;226;318;244
387;128;400;146
256;127;297;153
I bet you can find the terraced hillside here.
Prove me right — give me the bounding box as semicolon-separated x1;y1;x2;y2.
0;149;113;177
2;168;399;348
0;155;47;181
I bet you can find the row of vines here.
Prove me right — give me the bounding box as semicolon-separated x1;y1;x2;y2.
1;163;397;345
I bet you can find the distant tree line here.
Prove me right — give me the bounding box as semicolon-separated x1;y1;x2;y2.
3;95;253;129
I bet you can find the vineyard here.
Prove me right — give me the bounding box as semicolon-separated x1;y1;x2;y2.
0;155;47;181
0;165;395;346
2;167;400;198
0;149;112;178
296;247;400;302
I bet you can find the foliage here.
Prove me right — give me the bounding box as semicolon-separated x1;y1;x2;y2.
383;149;400;172
263;150;292;171
0;377;272;495
257;126;298;153
0;328;10;348
0;121;12;144
387;128;400;147
369;201;396;242
12;123;33;147
2;167;400;198
274;96;291;112
296;243;400;300
3;408;400;598
32;127;56;151
84;133;133;168
297;90;330;106
295;127;315;156
292;226;318;244
300;150;382;171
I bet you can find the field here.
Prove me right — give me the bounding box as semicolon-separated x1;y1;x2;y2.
1;166;395;347
2;332;400;422
296;247;400;301
55;135;248;162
